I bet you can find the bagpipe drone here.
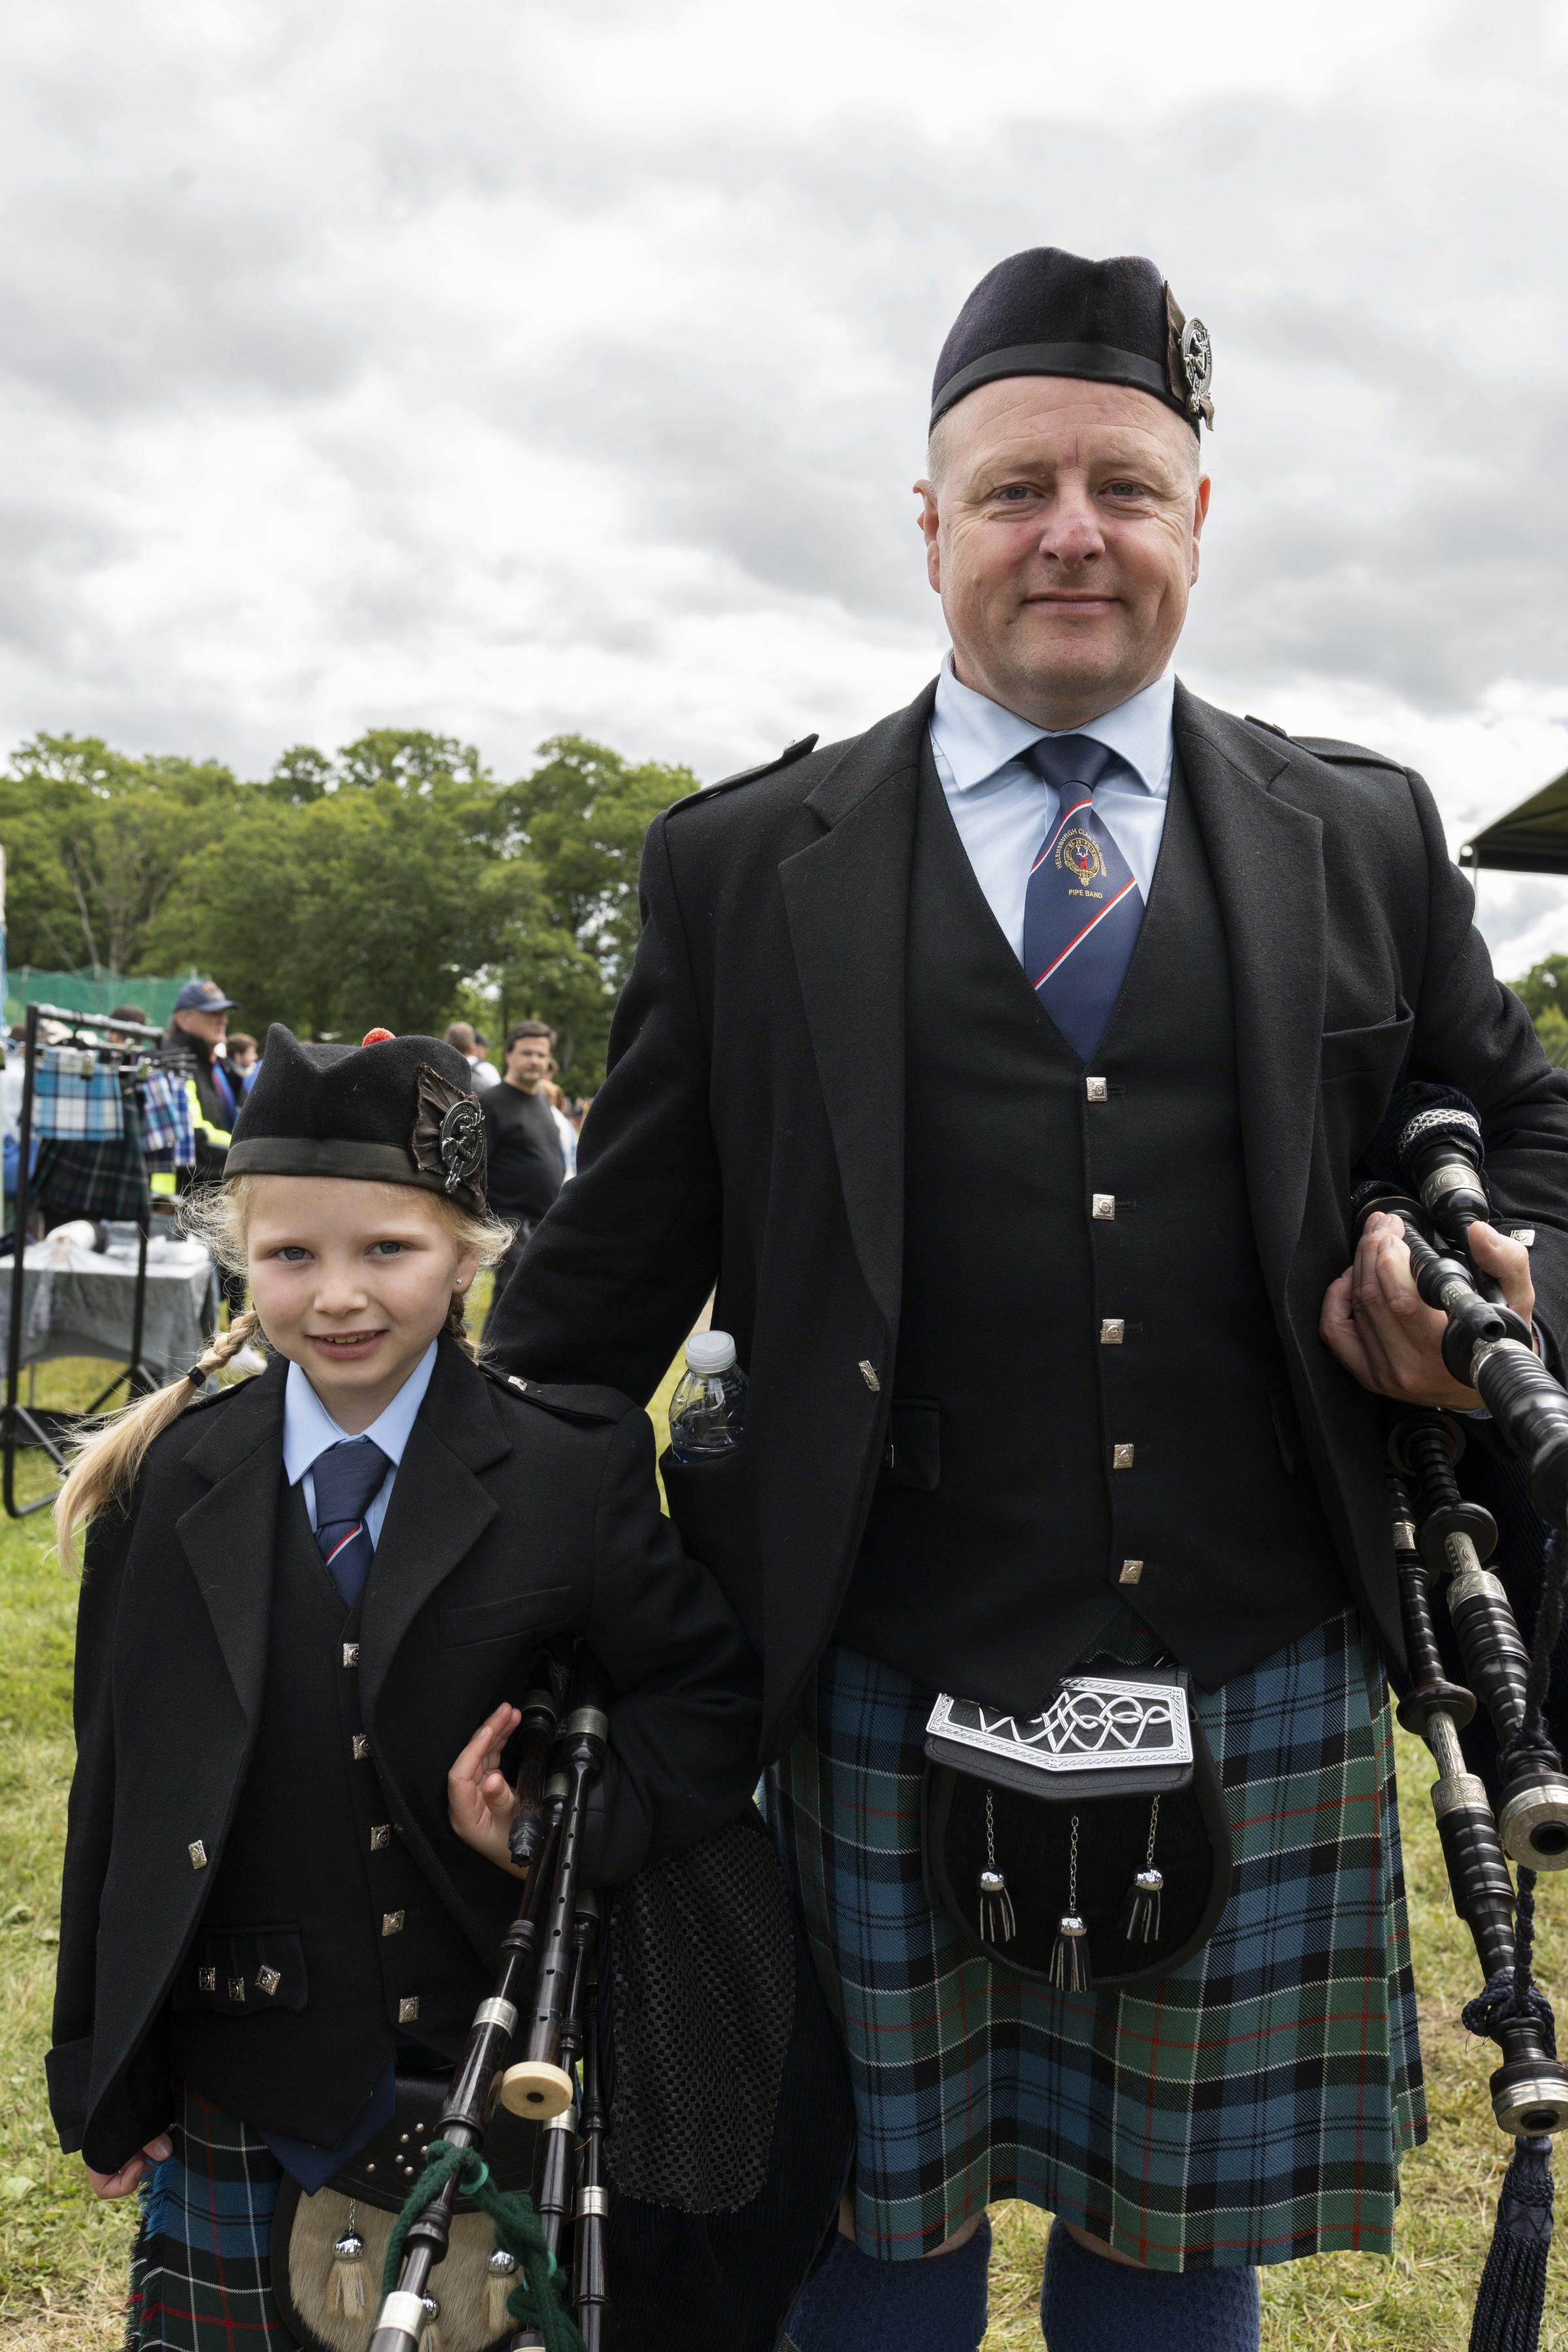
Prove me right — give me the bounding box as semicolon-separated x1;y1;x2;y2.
1353;1084;1568;2352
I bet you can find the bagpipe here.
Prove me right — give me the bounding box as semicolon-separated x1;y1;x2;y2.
349;1650;855;2352
1352;1084;1568;2352
368;1650;612;2352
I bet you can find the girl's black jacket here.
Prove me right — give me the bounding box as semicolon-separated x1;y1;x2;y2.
48;1336;761;2173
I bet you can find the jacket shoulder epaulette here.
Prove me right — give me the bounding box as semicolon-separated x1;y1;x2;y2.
666;733;820;816
481;1364;636;1427
1243;715;1406;774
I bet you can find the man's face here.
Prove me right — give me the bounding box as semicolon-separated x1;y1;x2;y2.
176;1006;229;1047
504;1034;552;1091
915;376;1210;729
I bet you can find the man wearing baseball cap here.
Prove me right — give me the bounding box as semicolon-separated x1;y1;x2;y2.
157;978;243;1194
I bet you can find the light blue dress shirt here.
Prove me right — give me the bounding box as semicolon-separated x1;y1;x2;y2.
928;655;1177;963
282;1339;438;1544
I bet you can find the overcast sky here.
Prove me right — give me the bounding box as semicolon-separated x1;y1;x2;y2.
3;0;1567;973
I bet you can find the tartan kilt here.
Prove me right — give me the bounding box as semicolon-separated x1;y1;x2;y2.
764;1608;1426;2272
127;2085;296;2352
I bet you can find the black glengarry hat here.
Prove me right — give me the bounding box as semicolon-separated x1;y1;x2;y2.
227;1024;487;1214
931;246;1213;434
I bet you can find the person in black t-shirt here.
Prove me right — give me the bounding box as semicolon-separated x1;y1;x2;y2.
480;1021;565;1331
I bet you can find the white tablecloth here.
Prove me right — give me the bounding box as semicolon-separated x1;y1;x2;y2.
0;1234;219;1382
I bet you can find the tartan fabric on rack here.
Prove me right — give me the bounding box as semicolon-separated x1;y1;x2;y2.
32;1094;148;1220
139;1068;197;1166
32;1048;123;1141
766;1608;1426;2272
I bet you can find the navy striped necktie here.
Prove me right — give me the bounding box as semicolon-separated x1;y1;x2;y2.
1020;735;1145;1060
311;1436;390;1610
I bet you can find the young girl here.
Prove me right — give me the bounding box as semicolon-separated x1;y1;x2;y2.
48;1023;760;2349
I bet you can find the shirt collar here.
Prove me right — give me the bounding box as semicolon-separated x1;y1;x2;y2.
931;652;1175;798
283;1340;439;1486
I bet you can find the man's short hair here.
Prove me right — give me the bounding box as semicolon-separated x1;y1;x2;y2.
227;1032;257;1056
444;1021;478;1053
505;1021;556;1053
108;1004;148;1027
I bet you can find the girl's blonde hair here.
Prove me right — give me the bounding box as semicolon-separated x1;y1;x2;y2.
55;1175;514;1568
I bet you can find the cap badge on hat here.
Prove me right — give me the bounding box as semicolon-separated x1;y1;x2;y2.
1179;319;1213;414
1164;284;1215;427
412;1064;485;1198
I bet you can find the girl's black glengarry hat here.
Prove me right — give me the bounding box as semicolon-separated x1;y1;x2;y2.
931;245;1214;434
225;1024;487;1214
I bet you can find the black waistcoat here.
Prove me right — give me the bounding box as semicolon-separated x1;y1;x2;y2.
167;1482;491;2145
837;745;1344;1708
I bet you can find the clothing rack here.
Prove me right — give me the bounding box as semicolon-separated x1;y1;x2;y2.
3;1000;167;1518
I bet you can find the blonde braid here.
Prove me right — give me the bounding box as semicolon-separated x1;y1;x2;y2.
55;1309;263;1571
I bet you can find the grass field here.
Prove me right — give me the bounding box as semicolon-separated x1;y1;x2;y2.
0;1333;1563;2349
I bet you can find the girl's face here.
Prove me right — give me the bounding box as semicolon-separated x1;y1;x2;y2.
245;1177;479;1431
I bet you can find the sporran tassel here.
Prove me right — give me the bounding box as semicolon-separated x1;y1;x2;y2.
1467;2135;1554;2352
1048;1912;1091;1991
484;2247;518;2336
326;2209;368;2317
977;1788;1017;1945
1118;1868;1164;1944
1047;1812;1092;1991
1119;1797;1165;1946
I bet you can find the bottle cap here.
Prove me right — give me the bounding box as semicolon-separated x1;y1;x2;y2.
685;1330;737;1375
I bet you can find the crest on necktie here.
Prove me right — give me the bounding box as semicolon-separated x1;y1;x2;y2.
1055;827;1106;892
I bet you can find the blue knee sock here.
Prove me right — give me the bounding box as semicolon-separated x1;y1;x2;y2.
1039;2218;1259;2352
787;2214;991;2352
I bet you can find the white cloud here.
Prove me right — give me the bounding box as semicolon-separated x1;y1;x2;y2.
1;0;1567;971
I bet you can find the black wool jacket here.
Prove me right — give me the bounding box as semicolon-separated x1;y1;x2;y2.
49;1335;760;2170
489;681;1568;1756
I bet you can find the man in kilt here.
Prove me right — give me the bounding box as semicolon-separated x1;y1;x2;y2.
490;246;1568;2348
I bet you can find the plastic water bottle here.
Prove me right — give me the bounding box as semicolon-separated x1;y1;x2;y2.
668;1330;748;1462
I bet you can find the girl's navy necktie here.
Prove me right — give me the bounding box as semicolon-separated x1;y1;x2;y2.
310;1435;390;1610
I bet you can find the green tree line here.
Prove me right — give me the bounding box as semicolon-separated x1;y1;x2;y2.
10;727;1567;1090
0;728;698;1088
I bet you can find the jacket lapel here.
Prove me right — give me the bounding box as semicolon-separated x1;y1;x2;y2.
779;686;932;1330
357;1340;510;1716
1175;685;1328;1299
176;1359;289;1730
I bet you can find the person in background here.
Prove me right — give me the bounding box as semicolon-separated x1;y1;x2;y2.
226;1034;260;1092
480;1021;565;1333
158;979;244;1309
158;981;241;1188
542;1074;578;1179
106;1004;149;1046
444;1021;500;1090
473;1032;500;1085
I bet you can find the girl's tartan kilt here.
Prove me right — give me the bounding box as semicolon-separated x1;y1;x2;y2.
765;1608;1426;2272
127;2086;293;2352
